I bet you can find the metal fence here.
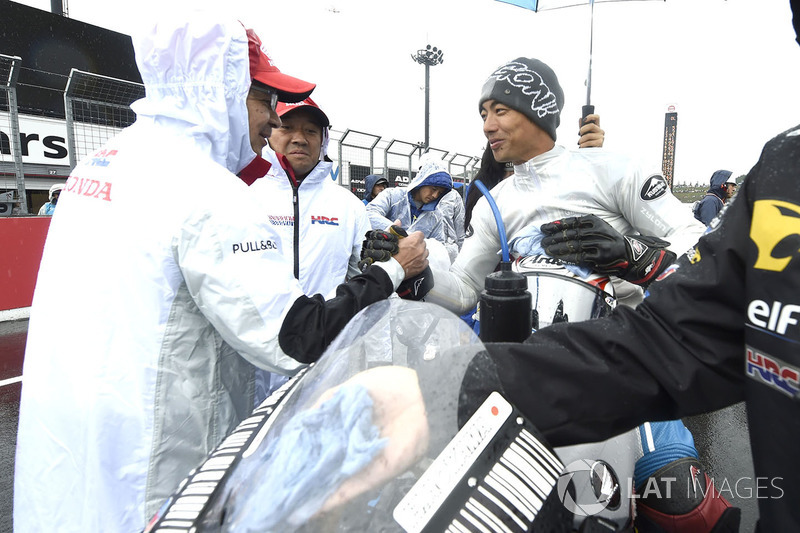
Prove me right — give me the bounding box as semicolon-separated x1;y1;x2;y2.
335;129;381;198
0;54;26;214
335;133;481;200
2;54;482;209
382;139;419;187
447;153;478;181
64;69;144;168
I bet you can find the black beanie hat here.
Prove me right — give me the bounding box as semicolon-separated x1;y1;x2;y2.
479;57;564;141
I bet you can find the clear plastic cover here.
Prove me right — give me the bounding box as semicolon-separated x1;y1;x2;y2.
202;299;488;532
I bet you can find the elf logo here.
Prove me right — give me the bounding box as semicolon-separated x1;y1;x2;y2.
311;215;339;226
747;299;800;335
750;199;800;272
639;175;668;201
746;346;800;398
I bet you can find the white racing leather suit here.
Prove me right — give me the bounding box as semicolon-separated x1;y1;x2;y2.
14;14;403;533
427;145;706;312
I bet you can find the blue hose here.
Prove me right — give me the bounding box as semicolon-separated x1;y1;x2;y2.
472;180;510;263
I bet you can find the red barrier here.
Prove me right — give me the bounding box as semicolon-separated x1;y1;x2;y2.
0;217;51;311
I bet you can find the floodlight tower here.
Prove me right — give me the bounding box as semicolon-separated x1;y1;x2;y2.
411;44;444;152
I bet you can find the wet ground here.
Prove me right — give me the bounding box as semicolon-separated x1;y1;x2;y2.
0;319;758;532
685;403;757;532
0;319;27;533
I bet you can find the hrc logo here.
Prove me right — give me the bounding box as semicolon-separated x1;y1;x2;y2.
311;215;339;226
746;347;800;398
750;200;800;272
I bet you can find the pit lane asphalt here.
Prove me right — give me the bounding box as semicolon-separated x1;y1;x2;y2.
1;318;27;533
0;318;758;532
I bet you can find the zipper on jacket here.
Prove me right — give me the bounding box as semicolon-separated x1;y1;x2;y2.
276;152;301;281
293;187;300;280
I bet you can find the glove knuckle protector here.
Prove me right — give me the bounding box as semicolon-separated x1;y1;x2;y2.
360;230;400;259
358;226;409;273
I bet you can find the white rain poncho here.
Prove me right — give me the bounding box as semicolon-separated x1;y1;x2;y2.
14;13;312;533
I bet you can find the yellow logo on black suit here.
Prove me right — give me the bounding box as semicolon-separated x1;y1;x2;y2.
751;200;800;272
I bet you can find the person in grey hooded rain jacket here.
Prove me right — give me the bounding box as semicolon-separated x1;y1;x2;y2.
367;157;461;261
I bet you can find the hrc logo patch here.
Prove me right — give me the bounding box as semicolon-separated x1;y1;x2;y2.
655;263;679;282
310;215;339;226
746;346;800;398
750;200;800;272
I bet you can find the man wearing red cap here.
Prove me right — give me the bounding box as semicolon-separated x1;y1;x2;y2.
14;13;427;533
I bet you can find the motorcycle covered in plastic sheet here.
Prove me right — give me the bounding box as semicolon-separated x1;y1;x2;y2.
511;254;617;330
146;299;631;533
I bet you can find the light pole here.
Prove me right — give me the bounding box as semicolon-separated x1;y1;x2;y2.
411;45;444;152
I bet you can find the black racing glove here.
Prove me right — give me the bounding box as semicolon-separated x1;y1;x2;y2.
540;214;676;287
358;229;401;272
396;266;434;301
358;225;409;272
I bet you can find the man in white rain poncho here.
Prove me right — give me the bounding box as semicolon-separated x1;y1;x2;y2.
14;12;427;533
367;156;464;263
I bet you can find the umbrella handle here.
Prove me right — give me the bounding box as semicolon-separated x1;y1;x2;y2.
581;104;596;124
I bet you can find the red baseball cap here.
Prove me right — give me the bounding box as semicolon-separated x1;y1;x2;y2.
275;97;330;128
246;28;315;103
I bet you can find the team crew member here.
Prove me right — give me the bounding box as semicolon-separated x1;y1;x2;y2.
254;97;370;294
363;173;390;205
37;183;62;215
367;156;461;262
14;14;427;533
250;97;371;399
435;185;467;259
694;169;735;226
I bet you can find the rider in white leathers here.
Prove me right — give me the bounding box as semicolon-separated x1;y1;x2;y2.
427;144;704;311
426;57;703;312
427;57;732;532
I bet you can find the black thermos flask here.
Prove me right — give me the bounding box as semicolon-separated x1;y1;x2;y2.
479;263;532;343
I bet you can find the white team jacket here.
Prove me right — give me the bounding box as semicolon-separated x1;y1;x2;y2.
250;154;369;297
427;145;706;313
15;16;319;533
